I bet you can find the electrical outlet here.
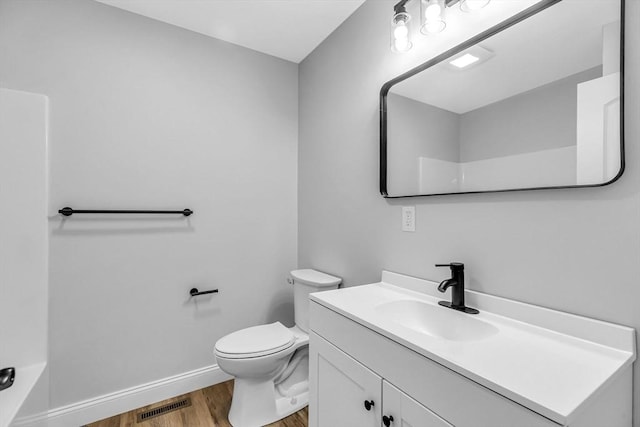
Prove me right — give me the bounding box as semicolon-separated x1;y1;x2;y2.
402;206;415;232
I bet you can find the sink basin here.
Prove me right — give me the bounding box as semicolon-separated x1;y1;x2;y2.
375;300;499;342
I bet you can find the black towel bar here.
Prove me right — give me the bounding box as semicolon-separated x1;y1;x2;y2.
59;207;193;217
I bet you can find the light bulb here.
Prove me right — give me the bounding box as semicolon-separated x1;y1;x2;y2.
424;3;442;19
421;0;446;35
391;11;412;53
394;23;409;39
394;37;411;52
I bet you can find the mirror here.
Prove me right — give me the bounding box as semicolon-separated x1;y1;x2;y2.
380;0;624;197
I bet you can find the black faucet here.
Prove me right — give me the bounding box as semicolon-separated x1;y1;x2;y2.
435;263;479;314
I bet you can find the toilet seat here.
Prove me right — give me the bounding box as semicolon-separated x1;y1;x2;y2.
215;322;295;359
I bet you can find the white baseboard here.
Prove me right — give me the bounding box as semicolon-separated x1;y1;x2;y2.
40;364;231;427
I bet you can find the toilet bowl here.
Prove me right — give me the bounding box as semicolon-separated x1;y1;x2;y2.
214;269;341;427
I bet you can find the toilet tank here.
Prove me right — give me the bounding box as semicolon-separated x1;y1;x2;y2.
290;269;341;332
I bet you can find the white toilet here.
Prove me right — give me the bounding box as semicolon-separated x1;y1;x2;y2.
214;269;341;427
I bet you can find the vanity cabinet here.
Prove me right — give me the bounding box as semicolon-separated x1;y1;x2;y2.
383;381;453;427
309;331;380;426
309;330;451;427
309;301;561;427
308;273;635;427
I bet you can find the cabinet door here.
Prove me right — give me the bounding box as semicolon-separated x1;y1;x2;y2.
309;332;381;427
382;381;454;427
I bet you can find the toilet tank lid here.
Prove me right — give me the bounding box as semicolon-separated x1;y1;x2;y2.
290;269;341;287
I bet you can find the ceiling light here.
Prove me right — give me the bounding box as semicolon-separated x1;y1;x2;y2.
449;53;479;68
446;45;494;70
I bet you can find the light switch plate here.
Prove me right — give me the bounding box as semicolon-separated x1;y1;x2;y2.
402;206;415;232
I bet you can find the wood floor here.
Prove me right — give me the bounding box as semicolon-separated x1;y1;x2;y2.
86;380;308;427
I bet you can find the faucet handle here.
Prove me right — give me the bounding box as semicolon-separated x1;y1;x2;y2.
435;263;464;270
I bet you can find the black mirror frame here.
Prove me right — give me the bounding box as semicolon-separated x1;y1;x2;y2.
380;0;625;198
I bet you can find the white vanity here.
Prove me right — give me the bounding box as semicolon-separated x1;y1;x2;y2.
308;271;635;427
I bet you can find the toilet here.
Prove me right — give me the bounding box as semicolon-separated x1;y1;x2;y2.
214;269;341;427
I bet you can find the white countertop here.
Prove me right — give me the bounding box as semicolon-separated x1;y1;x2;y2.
310;271;636;426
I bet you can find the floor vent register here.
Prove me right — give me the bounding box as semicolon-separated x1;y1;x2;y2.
136;397;192;423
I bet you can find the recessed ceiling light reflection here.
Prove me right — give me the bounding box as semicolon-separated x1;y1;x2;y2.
449;53;480;68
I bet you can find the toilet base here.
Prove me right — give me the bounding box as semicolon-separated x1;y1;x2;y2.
228;377;308;427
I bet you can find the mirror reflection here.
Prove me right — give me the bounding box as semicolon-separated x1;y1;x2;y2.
383;0;623;196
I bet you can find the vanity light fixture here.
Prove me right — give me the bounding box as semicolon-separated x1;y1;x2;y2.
390;0;491;52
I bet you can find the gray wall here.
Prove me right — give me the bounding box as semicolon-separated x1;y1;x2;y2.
299;1;640;424
387;93;459;194
0;0;298;409
460;67;602;162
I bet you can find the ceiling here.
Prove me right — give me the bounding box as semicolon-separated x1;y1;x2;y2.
390;0;620;114
95;0;366;63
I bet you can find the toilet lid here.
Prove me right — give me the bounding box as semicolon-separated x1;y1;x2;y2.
215;322;295;358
